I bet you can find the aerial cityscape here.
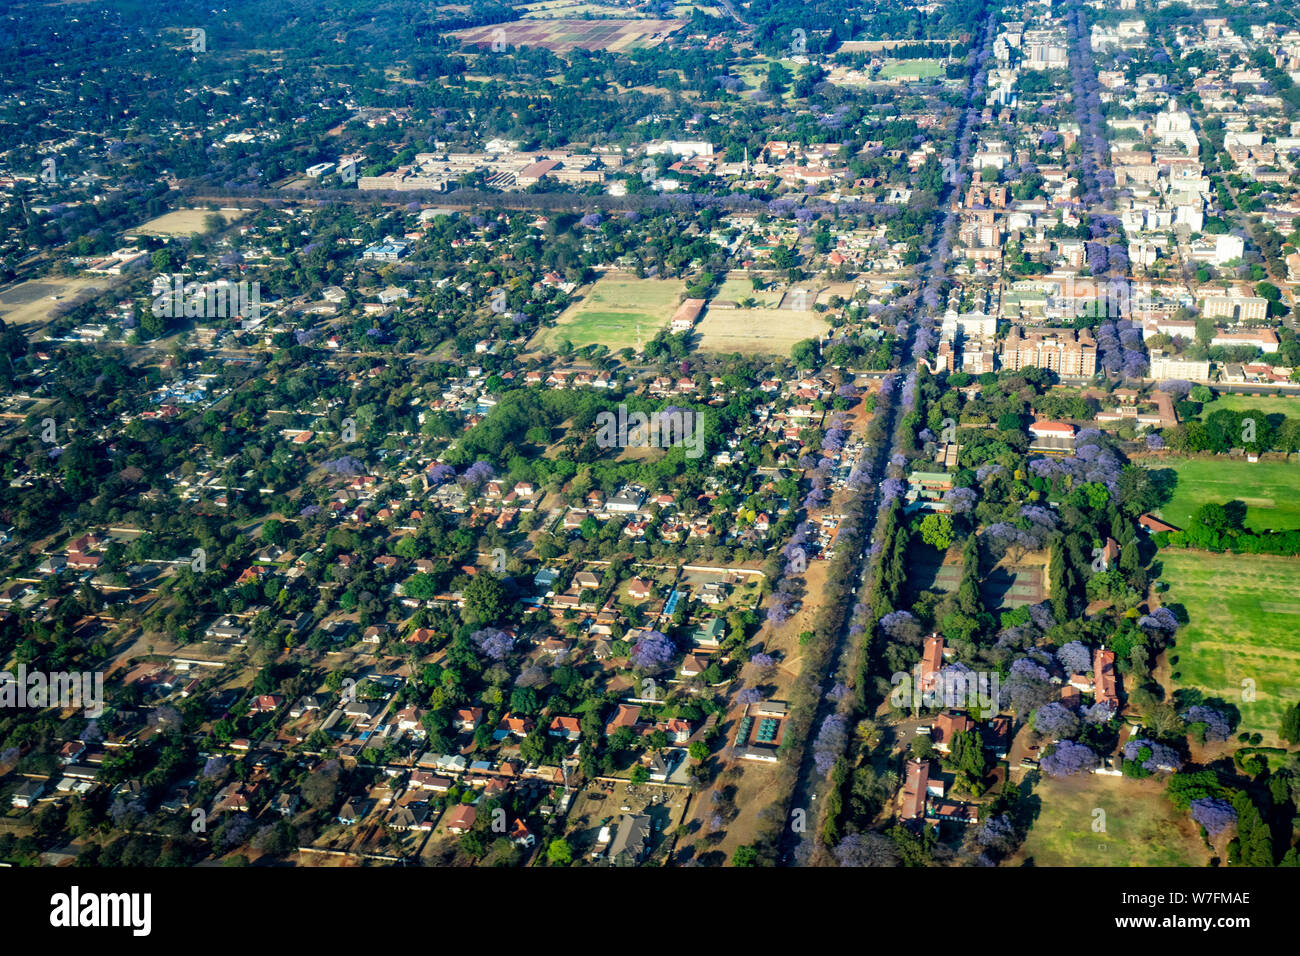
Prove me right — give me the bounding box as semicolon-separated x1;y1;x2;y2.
1;0;1299;895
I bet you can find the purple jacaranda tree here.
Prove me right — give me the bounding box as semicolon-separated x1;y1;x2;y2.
1029;457;1060;479
426;463;455;484
737;688;763;706
1181;705;1231;742
1002;658;1055;717
943;486;978;514
203;755;230;778
215;813;256;851
813;713;848;774
1138;607;1178;635
1122;739;1183;772
1190;798;1237;837
1145;432;1165;451
1019;505;1059;532
472;627;514;661
878;609;920;642
973;814;1017;853
323;456;364;476
1056;641;1092;675
834;832;900;867
1034;702;1081;740
1040;740;1100;777
1156;379;1192;399
458;460;495;491
1081;701;1116;723
1026;604;1055;634
881;478;905;503
976;463;1003;481
516;665;549;688
631;630;675;670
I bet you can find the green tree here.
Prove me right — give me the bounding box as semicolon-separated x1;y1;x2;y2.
918;513;954;550
462;573;509;625
1281;701;1300;745
547;838;573;865
732;845;758;866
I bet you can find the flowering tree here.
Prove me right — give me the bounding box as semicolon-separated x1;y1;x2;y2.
1138;607;1178;636
472;628;514;661
1056;641;1092;675
323;456;364;477
1181;705;1231;743
1040;740;1099;777
631;630;675;670
1122;739;1182;772
943;487;978;514
878;609;921;643
1081;701;1115;724
1190;798;1237;837
1034;702;1080;740
426;463;455;484
813;713;848;774
1002;658;1055;718
834;832;899;867
973;814;1017;853
458;460;496;491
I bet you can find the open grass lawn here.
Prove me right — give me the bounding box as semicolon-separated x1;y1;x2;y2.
1159;550;1300;743
533;274;684;352
1200;394;1300;420
713;274;785;308
879;58;945;79
1152;457;1300;533
1015;773;1207;866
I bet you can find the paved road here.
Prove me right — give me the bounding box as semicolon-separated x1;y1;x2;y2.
777;12;998;868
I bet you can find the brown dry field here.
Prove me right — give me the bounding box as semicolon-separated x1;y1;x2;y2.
452;18;684;53
133;207;253;237
0;276;115;327
694;307;831;355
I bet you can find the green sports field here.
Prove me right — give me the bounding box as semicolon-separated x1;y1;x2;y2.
879;59;945;79
1152;458;1300;533
1015;773;1207;866
1200;394;1300;420
534;274;684;352
1160;550;1300;743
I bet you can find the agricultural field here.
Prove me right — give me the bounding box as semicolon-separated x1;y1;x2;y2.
1200;393;1300;420
132;207;252;237
879;58;946;79
1014;773;1208;866
693;305;829;356
452;18;685;53
1151;458;1300;532
1159;550;1300;744
533;274;684;352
